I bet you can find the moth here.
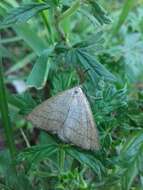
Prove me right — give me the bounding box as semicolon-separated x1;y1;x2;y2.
27;87;99;151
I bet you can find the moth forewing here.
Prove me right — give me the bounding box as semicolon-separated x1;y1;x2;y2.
26;87;100;151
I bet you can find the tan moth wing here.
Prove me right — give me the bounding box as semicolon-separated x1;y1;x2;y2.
27;87;99;151
59;87;99;150
27;88;75;133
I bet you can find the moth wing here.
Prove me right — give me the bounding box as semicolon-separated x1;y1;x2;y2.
27;88;75;133
81;92;99;150
58;88;99;150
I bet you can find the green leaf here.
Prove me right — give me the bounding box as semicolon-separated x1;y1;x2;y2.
15;24;47;55
64;33;116;82
0;3;47;55
43;0;59;7
7;92;37;114
2;3;50;26
119;131;143;190
108;33;143;81
90;84;127;123
66;147;104;178
0;150;30;190
17;144;58;171
78;50;116;82
88;0;111;25
120;131;143;160
26;49;52;89
73;31;104;54
69;48;116;82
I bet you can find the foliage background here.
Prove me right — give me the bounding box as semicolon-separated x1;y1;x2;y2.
0;0;143;189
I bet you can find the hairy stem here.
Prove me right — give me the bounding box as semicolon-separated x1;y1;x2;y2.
59;0;81;21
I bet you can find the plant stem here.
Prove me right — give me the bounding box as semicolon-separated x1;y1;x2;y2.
20;128;31;148
59;0;81;21
54;0;81;42
54;7;67;42
112;0;135;36
36;0;54;43
0;44;16;161
40;10;52;39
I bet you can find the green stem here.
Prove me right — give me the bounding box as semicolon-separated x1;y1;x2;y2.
36;0;54;43
54;0;81;42
0;46;16;161
54;7;67;42
112;0;135;36
59;0;81;21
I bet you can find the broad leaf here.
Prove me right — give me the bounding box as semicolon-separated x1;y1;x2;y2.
15;24;47;55
26;49;52;89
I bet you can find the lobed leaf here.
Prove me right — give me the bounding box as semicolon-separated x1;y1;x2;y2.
87;0;111;25
2;3;50;26
65;47;116;82
17;144;58;171
66;147;104;178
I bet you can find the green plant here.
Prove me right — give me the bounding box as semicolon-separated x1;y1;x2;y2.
0;38;16;161
0;0;143;189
